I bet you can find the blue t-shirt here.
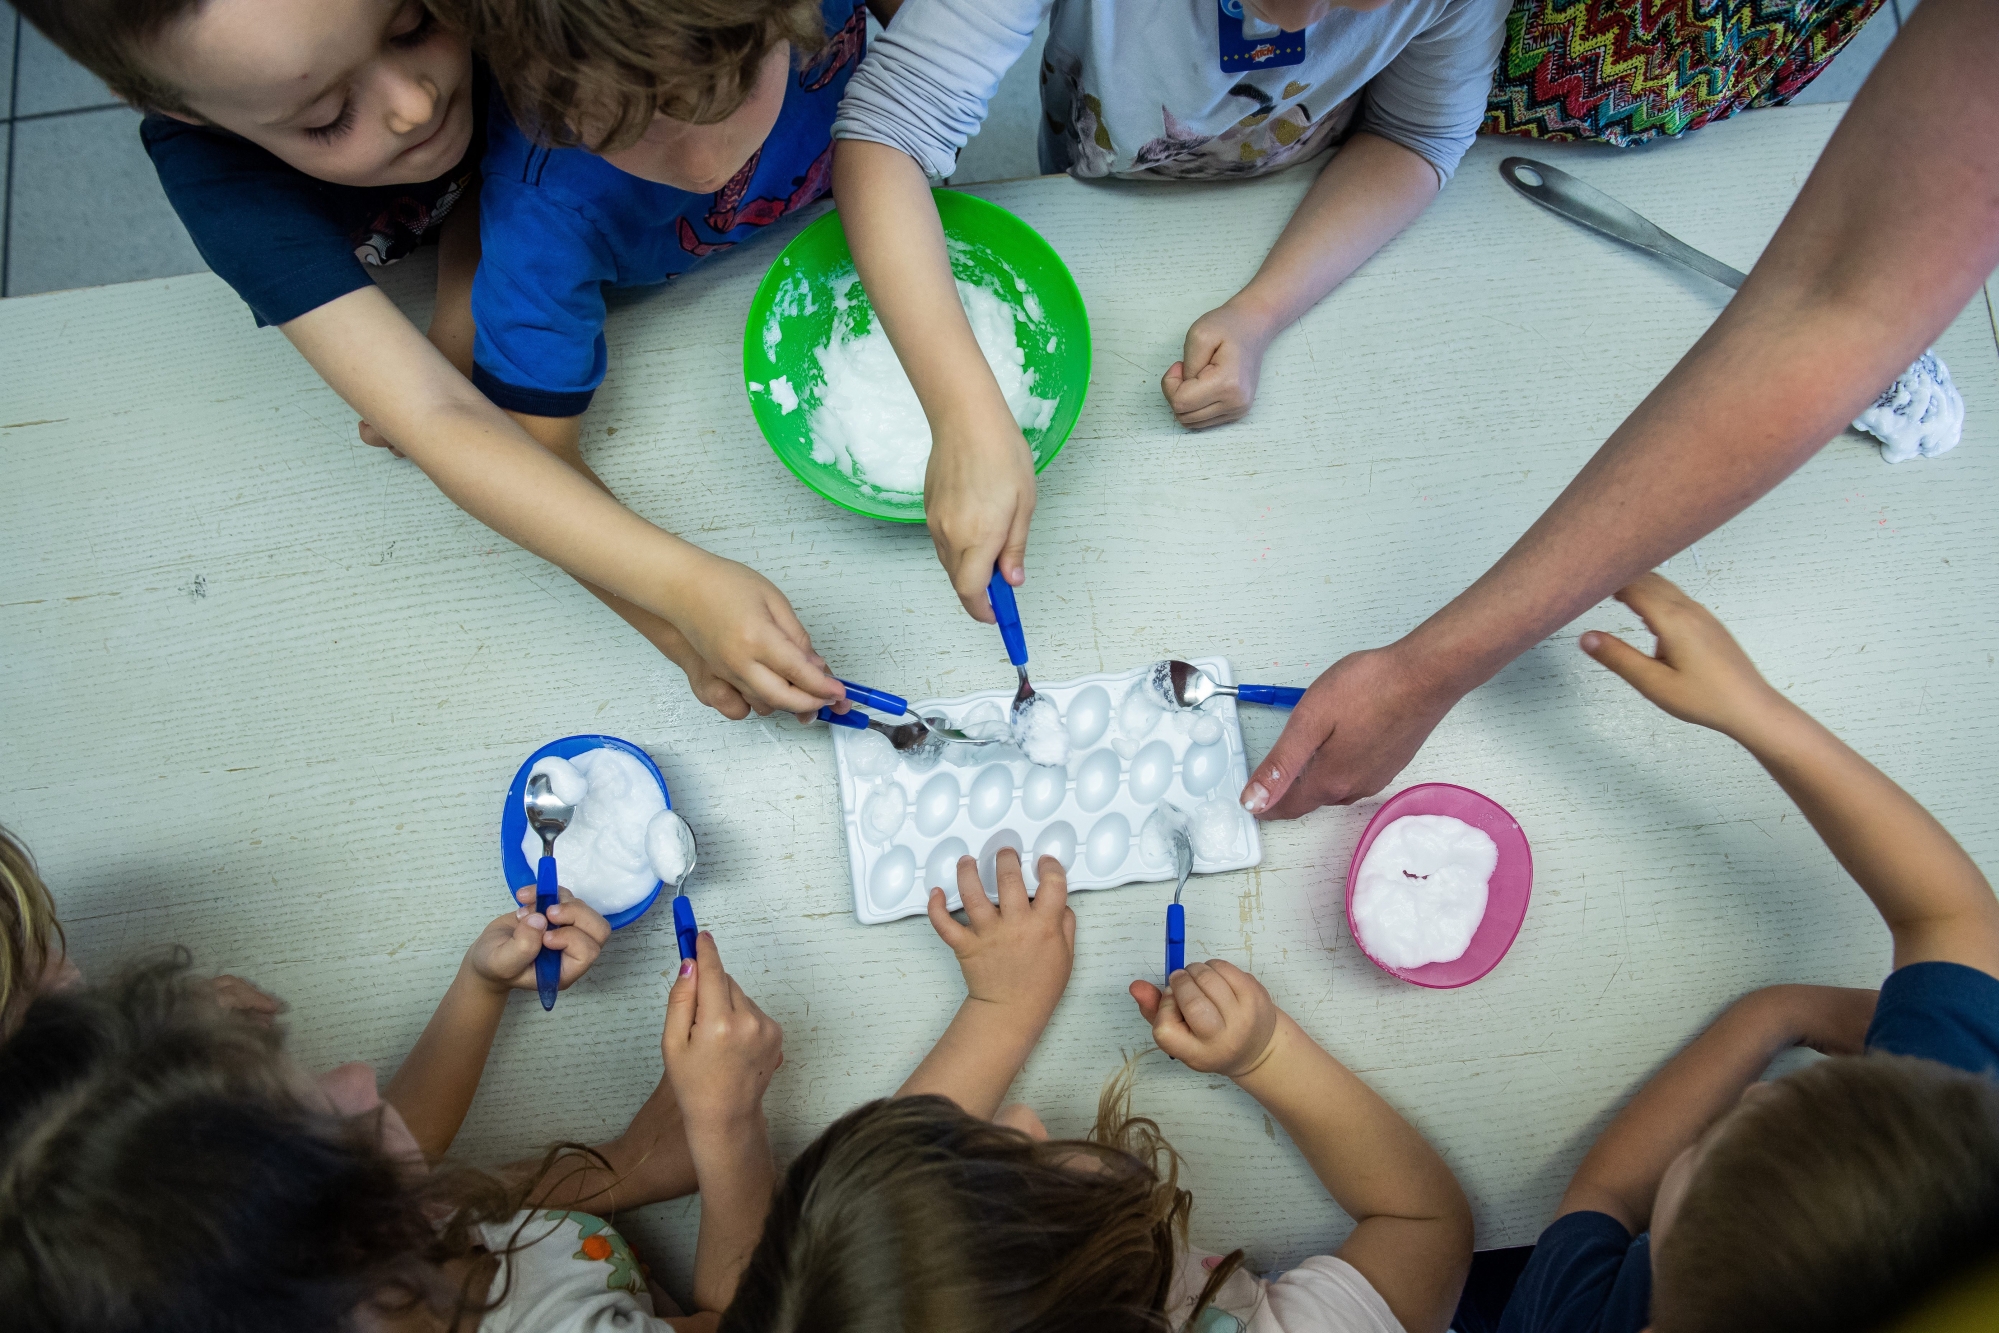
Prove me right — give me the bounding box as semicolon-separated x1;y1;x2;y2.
469;0;869;418
140;67;486;328
1498;961;1999;1333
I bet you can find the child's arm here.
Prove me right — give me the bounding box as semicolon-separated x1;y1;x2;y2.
512;1071;698;1215
898;850;1075;1118
831;140;1038;622
660;932;786;1313
1582;573;1999;978
382;886;611;1161
1131;962;1471;1333
1553;984;1876;1231
281;285;843;720
1161;133;1438;430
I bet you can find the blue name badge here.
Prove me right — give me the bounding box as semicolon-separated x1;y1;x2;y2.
1218;0;1306;72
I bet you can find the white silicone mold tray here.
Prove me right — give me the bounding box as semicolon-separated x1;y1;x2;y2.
832;657;1265;924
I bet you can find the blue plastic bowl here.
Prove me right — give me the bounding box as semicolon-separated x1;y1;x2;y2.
501;734;671;930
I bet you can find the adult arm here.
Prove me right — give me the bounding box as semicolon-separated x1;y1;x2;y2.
1556;984;1876;1230
1247;0;1999;818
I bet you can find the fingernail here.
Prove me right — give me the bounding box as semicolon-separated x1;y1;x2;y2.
1241;782;1268;814
1579;632;1601;652
678;959;694;978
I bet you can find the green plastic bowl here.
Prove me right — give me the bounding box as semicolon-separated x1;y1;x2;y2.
742;190;1091;523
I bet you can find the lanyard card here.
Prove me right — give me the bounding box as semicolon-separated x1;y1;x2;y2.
1217;0;1306;72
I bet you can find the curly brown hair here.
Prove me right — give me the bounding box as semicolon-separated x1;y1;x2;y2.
718;1061;1245;1333
429;0;831;152
0;825;65;1034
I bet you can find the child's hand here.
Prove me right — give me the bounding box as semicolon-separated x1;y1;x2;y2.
670;554;843;721
1580;572;1787;739
926;849;1075;1019
466;886;612;996
662;932;785;1135
1161;302;1276;430
924;414;1037;620
1129;959;1279;1077
209;975;283;1026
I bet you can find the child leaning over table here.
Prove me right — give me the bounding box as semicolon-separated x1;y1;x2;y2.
14;0;845;726
716;848;1473;1332
830;0;1509;620
1491;573;1999;1333
0;899;781;1331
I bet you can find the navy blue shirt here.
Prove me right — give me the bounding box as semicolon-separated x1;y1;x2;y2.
141;68;486;328
469;0;869;418
1499;961;1999;1333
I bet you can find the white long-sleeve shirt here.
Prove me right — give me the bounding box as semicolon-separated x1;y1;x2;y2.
834;0;1508;185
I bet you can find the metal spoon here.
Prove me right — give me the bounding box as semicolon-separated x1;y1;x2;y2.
1165;826;1193;979
986;565;1054;741
656;816;701;962
523;771;577;1012
1153;660;1305;711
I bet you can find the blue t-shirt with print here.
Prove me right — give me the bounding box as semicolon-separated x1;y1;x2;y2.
1498;961;1999;1333
470;0;869;417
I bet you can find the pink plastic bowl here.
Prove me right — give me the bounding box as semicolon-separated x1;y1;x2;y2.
1343;783;1532;989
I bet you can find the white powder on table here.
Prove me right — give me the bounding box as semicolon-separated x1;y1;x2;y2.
1351;815;1496;969
1854;351;1963;463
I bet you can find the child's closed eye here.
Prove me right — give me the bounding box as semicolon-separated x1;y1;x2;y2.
388;2;438;50
303;102;357;144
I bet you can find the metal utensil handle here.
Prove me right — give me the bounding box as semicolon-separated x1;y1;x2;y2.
987;565;1028;668
1499;157;1747;291
1238;683;1305;708
535;854;562;1012
818;705;870;729
673;894;699;962
838;679;909;715
1166;901;1186;978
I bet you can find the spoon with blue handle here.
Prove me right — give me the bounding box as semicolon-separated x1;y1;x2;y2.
987;566;1059;743
817;680;1000;753
1157;659;1304;710
522;772;577;1012
1165;827;1193;979
650;813;701;962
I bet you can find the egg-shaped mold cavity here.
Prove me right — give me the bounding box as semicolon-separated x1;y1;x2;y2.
868;846;917;913
1021;764;1066;820
925;837;970;892
914;771;963;837
1075;749;1122;813
1180;740;1228;797
862;784;907;843
844;727;899;777
1033;820;1078;870
967;764;1015;829
978;828;1026;895
1086;813;1132;876
1128;741;1175;805
1118;684;1163;743
1065;684;1111;749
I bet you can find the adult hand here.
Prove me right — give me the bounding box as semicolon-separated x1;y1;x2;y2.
467;886;612;995
1578;572;1786;740
661;932;785;1136
1128;959;1279;1077
1241;642;1459;819
670;554;843;721
1161;300;1276;429
924;409;1037;621
926;849;1075;1020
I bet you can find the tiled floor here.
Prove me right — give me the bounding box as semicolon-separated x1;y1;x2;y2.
0;0;1909;299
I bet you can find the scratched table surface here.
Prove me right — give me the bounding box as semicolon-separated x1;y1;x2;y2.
4;102;1997;1287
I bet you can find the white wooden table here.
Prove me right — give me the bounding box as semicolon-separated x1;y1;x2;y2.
4;103;1996;1290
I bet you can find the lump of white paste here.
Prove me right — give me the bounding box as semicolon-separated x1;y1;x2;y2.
645;808;695;886
1015;696;1069;768
1854;352;1963;463
1351;815;1496;969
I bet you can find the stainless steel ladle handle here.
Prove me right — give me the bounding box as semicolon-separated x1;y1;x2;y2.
1500;156;1747;291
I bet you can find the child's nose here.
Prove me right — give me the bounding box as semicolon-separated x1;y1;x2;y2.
380;68;442;137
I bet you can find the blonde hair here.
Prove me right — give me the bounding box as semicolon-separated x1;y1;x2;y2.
1654;1053;1999;1333
0;825;65;1028
428;0;830;152
719;1059;1245;1333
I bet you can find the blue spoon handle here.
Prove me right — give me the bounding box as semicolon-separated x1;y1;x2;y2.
673;895;699;962
838;679;909;715
1238;683;1305;708
1166;901;1186;979
535;855;561;1012
987;565;1028;668
818;705;870;730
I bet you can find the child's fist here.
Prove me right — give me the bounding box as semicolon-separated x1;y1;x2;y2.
927;849;1076;1020
1130;959;1278;1077
1580;572;1784;738
466;886;612;995
662;932;784;1135
1161;303;1274;430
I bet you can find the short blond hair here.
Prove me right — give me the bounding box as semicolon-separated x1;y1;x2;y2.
430;0;830;152
0;826;65;1026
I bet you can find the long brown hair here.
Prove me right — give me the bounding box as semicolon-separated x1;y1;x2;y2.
1654;1053;1999;1333
0;953;599;1333
428;0;830;152
720;1060;1245;1333
12;0;203;114
0;825;65;1033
